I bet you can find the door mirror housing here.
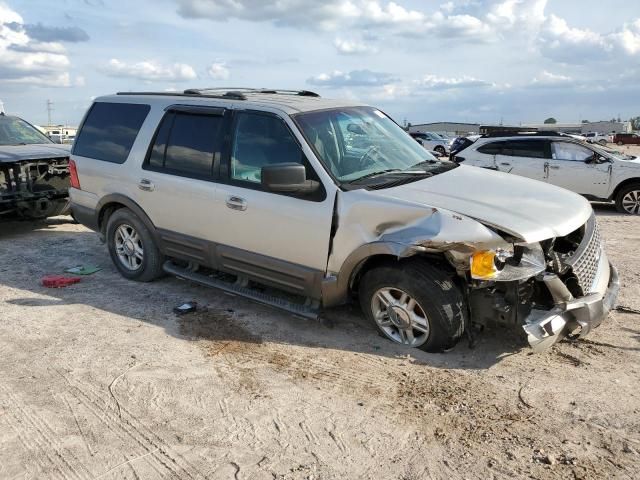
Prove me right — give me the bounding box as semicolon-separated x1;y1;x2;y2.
261;163;320;195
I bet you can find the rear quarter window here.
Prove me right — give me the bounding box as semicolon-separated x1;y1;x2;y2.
73;102;150;164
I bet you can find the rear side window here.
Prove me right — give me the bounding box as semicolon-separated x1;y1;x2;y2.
477;141;504;155
73;102;150;163
502;140;549;159
145;111;223;179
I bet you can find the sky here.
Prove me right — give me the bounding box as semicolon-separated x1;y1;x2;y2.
1;0;639;127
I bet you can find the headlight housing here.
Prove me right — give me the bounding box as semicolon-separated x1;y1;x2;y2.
470;243;546;281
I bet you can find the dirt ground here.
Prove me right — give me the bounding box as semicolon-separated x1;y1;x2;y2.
1;175;639;479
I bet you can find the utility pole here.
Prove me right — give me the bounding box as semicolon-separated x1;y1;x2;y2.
46;99;54;126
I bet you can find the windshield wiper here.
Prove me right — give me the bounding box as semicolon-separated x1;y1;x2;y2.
347;169;403;184
406;159;439;169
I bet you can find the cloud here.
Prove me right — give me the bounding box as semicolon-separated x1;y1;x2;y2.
529;70;573;88
0;4;80;86
173;0;515;40
307;69;395;87
417;74;493;90
207;61;230;80
539;14;640;62
101;59;197;82
22;23;90;43
334;37;378;55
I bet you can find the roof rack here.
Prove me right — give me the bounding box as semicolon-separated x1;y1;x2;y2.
184;88;321;98
481;130;568;138
116;88;321;101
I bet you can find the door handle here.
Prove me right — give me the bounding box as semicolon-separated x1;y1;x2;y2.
499;162;511;166
225;195;247;211
548;165;560;170
138;179;154;191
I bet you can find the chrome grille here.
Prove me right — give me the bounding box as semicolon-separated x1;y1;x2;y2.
565;215;602;294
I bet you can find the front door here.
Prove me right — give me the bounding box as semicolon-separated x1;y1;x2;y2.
546;141;611;198
213;110;335;296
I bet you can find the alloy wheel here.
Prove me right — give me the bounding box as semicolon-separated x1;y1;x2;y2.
114;224;144;270
371;287;430;346
622;190;640;215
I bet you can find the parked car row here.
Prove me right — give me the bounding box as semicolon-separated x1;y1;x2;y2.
63;88;619;354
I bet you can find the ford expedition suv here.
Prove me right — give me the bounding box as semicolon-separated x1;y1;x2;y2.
69;89;619;352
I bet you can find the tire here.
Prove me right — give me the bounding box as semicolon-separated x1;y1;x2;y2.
615;183;640;215
598;139;607;146
617;141;624;146
106;208;164;281
434;145;446;155
359;258;466;353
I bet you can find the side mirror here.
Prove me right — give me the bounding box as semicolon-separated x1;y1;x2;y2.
261;163;320;195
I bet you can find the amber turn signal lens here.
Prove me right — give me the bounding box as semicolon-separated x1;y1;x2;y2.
470;251;497;279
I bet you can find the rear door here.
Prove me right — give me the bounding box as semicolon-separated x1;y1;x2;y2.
547;141;611;198
134;106;226;242
495;139;550;182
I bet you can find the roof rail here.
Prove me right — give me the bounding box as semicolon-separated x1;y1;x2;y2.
184;88;321;98
482;130;568;138
116;88;321;101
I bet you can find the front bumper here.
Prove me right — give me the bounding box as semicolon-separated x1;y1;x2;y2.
523;263;620;352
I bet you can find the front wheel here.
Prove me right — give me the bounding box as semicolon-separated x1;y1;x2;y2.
598;139;607;146
434;145;446;155
617;141;624;146
359;259;466;352
106;208;164;281
615;183;640;215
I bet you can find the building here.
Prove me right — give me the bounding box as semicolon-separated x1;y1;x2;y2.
523;121;631;134
408;122;480;136
39;125;78;137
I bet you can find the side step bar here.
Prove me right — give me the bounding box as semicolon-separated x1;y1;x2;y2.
162;261;319;320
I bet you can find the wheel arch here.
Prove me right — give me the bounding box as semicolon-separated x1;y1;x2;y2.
96;194;159;244
321;241;451;308
610;178;640;201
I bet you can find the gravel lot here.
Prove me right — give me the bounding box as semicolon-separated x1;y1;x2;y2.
1;153;639;479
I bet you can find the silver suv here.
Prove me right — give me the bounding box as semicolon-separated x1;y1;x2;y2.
69;88;619;352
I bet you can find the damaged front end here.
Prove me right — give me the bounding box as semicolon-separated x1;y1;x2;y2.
0;157;70;219
463;214;619;351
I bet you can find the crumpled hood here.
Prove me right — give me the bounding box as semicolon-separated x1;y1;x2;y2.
0;143;71;163
370;165;592;243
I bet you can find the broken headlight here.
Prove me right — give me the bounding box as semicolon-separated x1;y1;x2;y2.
470;243;546;281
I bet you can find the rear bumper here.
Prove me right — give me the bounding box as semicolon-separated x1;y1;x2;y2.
523;263;620;352
70;202;99;232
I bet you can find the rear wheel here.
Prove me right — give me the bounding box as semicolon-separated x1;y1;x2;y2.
615;183;640;215
598;139;607;146
359;259;466;352
106;208;164;281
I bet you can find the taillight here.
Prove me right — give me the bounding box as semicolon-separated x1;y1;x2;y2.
69;159;81;189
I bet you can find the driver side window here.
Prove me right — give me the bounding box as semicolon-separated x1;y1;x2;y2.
551;142;593;162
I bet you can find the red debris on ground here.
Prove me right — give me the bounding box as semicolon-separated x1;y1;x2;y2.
41;275;81;288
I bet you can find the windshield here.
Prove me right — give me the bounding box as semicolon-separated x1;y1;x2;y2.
0;115;52;146
295;107;447;183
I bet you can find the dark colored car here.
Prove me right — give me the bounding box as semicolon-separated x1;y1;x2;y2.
613;133;640;146
0;113;71;219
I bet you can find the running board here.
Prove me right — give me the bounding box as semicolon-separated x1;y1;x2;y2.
163;261;319;320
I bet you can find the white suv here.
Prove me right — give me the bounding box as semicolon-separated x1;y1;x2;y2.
456;133;640;214
69;89;618;352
